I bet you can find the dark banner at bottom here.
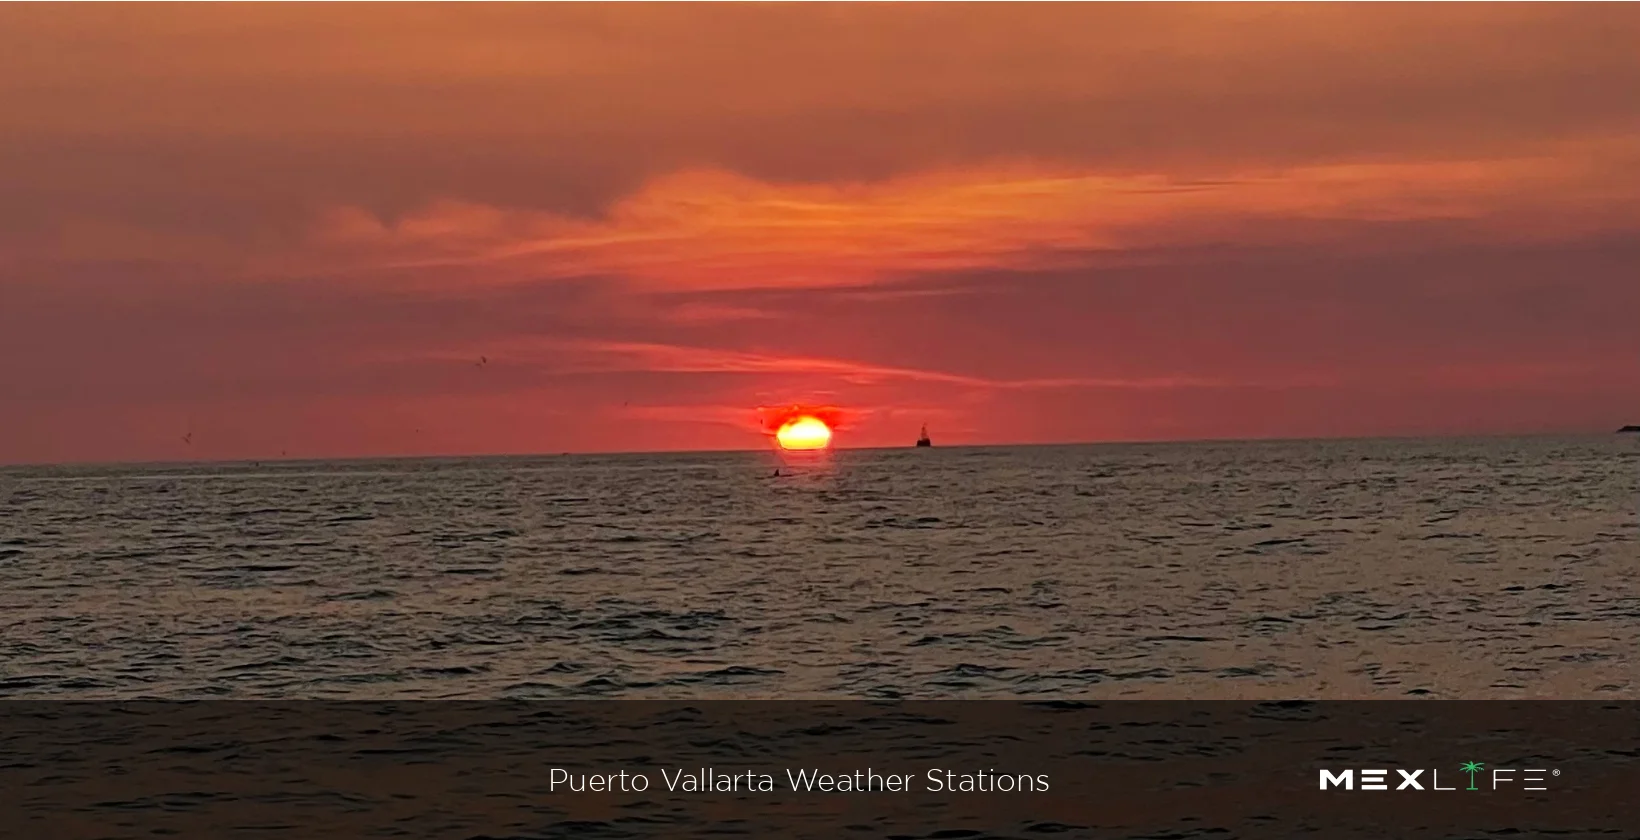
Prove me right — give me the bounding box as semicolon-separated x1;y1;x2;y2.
1;702;1636;838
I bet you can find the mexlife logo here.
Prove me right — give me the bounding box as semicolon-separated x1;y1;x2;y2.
1318;762;1559;791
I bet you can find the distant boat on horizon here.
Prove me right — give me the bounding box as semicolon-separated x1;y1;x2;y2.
916;424;932;447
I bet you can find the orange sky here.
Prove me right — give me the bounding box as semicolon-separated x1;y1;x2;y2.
3;4;1639;463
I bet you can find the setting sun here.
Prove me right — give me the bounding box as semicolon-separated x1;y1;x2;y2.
775;416;833;450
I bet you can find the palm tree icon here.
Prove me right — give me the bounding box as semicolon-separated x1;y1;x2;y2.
1460;761;1484;791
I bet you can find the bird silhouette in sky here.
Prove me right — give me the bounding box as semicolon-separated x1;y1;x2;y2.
181;432;192;445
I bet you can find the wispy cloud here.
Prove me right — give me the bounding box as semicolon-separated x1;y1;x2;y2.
292;139;1640;292
435;337;1323;392
655;302;777;324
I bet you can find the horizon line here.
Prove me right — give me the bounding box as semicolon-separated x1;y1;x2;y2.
2;428;1628;471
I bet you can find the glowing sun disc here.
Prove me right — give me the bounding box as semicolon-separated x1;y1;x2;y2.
776;416;833;450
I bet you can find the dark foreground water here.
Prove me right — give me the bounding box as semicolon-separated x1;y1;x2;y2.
4;702;1637;839
1;437;1636;699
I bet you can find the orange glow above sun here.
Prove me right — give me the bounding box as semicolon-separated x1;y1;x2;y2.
775;416;833;450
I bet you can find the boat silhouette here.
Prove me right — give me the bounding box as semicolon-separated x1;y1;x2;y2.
916;424;932;447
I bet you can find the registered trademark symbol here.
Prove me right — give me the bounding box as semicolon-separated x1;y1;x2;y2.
1553;769;1561;776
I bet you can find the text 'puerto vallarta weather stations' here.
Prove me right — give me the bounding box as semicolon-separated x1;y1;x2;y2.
549;767;1051;794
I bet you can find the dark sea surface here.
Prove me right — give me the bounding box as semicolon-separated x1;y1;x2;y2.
1;436;1636;699
6;702;1637;839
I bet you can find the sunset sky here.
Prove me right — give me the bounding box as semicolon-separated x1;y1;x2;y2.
4;4;1640;463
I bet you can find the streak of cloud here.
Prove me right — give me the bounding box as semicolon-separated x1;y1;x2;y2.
294;143;1640;292
445;338;1327;393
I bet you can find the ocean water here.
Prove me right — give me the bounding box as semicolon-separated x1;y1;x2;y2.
1;436;1636;699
